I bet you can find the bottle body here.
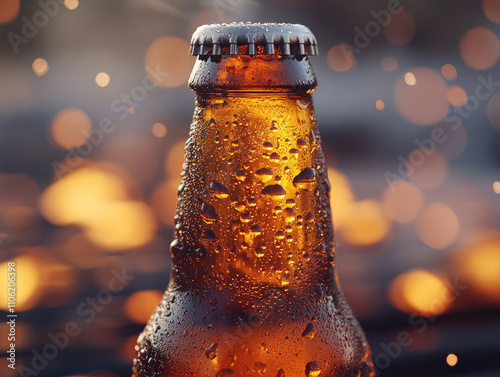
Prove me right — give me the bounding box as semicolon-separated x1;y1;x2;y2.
133;54;374;377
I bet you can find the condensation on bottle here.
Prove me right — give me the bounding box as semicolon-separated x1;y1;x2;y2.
132;22;375;377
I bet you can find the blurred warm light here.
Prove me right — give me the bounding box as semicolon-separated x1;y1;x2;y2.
145;36;195;88
382;181;424;223
64;0;79;10
97;133;159;185
0;0;20;24
50;108;92;149
381;56;398;71
128;107;135;114
446;353;458;367
39;163;157;250
165;139;187;180
404;72;416;86
125;290;163;324
446;85;467;106
150;180;179;226
454;232;500;300
328;168;355;229
408;150;448;189
383;11;416;46
32;58;49;76
59;232;104;268
483;0;500;23
3;206;36;230
416;202;459;249
152;122;168;138
0;255;40;311
95;72;110;87
327;44;356;72
85;201;157;250
493;181;500;194
486;92;500;133
375;100;385;110
0;322;30;350
122;335;140;361
441;64;457;80
389;269;452;316
340;200;391;246
396;68;448;126
459;27;500;70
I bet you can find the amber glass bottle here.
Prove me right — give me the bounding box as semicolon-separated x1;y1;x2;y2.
133;23;374;377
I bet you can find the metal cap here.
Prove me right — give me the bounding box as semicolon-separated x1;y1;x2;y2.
189;22;319;57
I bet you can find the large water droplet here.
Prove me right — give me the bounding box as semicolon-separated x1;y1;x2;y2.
277;369;285;377
262;184;286;199
255;168;273;182
297;139;308;148
280;273;291;286
209;182;229;199
216;369;235;377
293;168;317;189
195;247;207;260
205;343;218;359
201;203;219;223
235;170;246;181
263;141;273;150
255;247;265;258
305;361;321;377
270;153;280;162
301;323;318;339
250;225;262;235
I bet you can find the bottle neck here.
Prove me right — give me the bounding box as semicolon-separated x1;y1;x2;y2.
171;89;336;295
188;55;318;93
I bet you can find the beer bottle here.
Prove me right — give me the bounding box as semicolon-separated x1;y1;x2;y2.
133;23;374;377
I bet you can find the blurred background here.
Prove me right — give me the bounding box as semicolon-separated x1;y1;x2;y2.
0;0;499;376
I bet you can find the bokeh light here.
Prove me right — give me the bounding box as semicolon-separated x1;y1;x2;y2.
0;0;20;25
416;202;459;249
95;72;111;87
454;232;500;300
389;269;452;316
437;122;468;160
382;181;424;223
459;27;500;70
144;36;195;88
375;100;385;110
327;44;356;72
446;85;467;106
32;58;49;76
446;353;458;367
441;64;457;80
395;68;448;125
152;122;168;138
383;11;416;46
50;108;92;149
407;150;448;189
381;56;398;71
0;255;40;311
483;0;500;23
124;290;163;324
493;181;500;194
486;92;500;132
328;168;355;229
340;200;391;246
64;0;79;10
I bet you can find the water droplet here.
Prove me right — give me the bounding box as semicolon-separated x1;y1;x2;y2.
305;361;321;377
254;362;267;374
309;129;317;145
255;247;265;258
248;198;257;206
263;141;273;150
240;213;251;222
250;225;262;234
286;199;296;207
289;148;299;158
262;184;286;199
205;343;218;359
293;168;317;189
201;203;219;223
235;170;246;181
280;273;291;286
273;206;282;214
170;239;188;258
276;231;285;239
277;369;285;377
270;152;280;162
255;168;274;182
297;139;308;148
209;182;229;199
283;207;295;220
305;212;314;222
302;323;318;339
200;229;218;244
